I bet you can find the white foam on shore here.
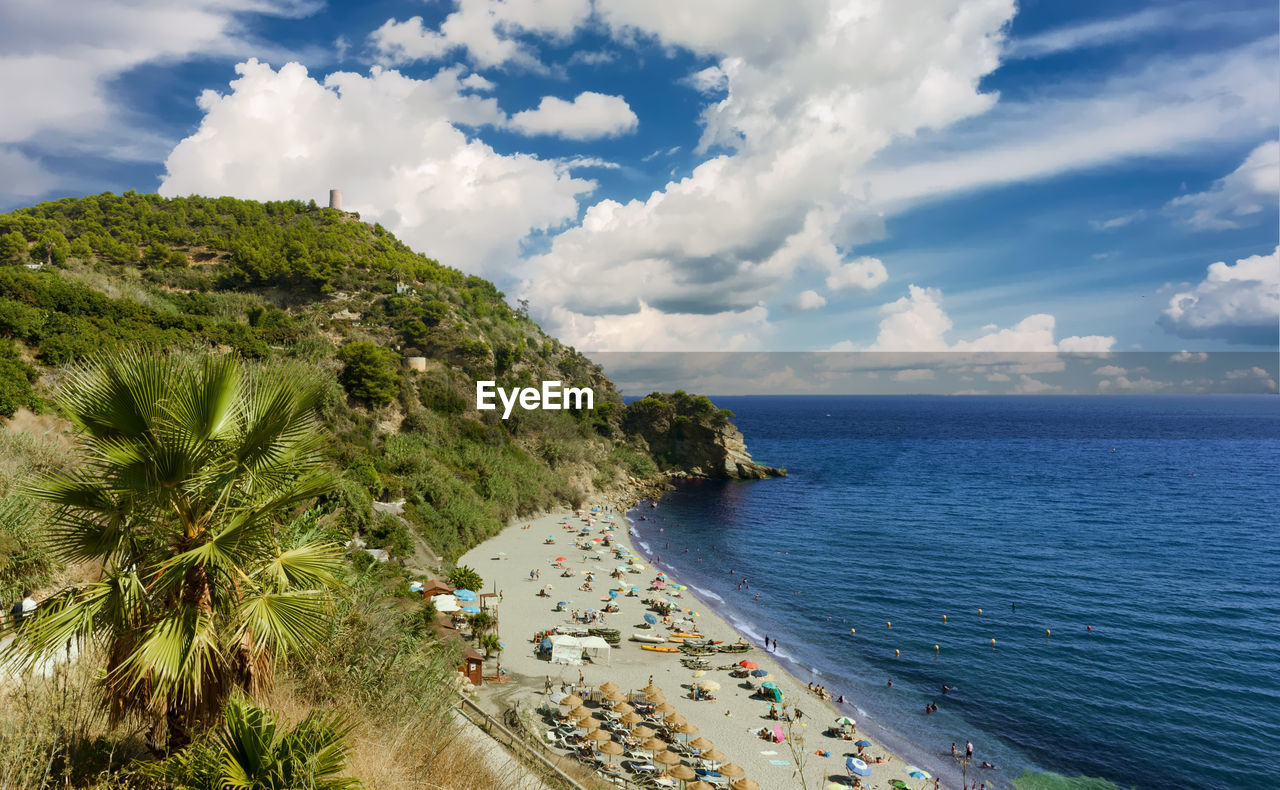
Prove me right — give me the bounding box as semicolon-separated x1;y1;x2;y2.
687;583;725;603
637;540;651;553
726;614;764;645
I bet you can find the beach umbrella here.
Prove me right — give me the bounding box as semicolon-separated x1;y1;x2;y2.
608;590;619;598
854;739;872;748
555;557;567;562
599;681;619;693
632;724;656;738
642;684;663;696
454;589;477;601
771;724;785;743
570;705;592;718
760;682;780;691
730;780;759;790
889;782;910;790
599;741;623;763
719;763;745;778
543;584;554;589
654;702;676;716
641;737;668;753
604;691;626;703
620;712;643;726
461;606;480;614
691;670;706;679
646;692;667;704
834;716;856;727
644;613;659;625
700;748;726;763
698;680;721;692
738;660;758;669
668;765;696;781
654;750;681;767
845;757;871;777
613;702;634;715
749;669;769;677
689;737;713;751
587;729;612;743
578;716;602;730
687;782;714;790
674;722;698;736
906;767;930;780
664;713;688;727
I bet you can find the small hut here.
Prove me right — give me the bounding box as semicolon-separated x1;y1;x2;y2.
460;647;484;686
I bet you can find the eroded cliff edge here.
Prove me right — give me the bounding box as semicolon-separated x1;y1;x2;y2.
621;391;786;480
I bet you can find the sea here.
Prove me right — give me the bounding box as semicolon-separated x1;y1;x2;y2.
624;395;1280;790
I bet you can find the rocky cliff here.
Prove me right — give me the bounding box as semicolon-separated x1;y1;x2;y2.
622;391;785;480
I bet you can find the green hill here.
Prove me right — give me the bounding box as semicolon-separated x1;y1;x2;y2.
0;191;670;570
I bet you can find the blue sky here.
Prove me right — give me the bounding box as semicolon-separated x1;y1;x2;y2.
1;0;1277;377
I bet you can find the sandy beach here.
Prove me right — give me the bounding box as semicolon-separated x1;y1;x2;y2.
459;507;940;790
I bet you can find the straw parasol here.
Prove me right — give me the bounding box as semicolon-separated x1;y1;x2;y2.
668;765;696;781
646;691;667;704
632;724;656;738
599;681;620;693
689;737;713;751
700;748;727;763
719;763;746;778
654;702;676;716
603;690;627;703
691;670;706;678
578;716;601;730
698;680;721;692
642;684;663;696
560;694;583;707
641;737;668;753
613;702;634;715
587;729;612;743
731;779;759;790
653;750;682;767
674;721;698;736
664;712;688;727
688;782;715;790
570;705;592;719
620;712;643;726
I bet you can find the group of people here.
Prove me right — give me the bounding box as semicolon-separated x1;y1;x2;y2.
806;681;832;701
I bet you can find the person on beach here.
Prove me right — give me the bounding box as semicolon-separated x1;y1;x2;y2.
9;590;36;632
952;743;957;760
545;676;553;694
966;740;974;760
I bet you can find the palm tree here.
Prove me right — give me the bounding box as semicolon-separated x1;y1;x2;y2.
478;633;502;659
147;697;359;790
1;350;345;749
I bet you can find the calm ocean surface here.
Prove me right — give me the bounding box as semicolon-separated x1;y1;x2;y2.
625;396;1280;790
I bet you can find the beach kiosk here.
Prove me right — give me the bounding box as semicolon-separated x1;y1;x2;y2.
460;646;484;686
419;579;455;599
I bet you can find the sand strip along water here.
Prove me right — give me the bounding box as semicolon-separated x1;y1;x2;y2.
460;508;935;790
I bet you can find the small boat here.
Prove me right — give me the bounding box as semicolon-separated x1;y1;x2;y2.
630;633;667;644
667;633;701;640
640;644;681;653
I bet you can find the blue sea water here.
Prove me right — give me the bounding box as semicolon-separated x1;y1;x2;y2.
625;396;1280;790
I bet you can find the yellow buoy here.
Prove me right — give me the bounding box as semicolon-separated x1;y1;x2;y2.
886;621;891;628
850;628;856;635
933;644;939;652
1046;629;1051;637
990;638;996;646
894;649;900;657
942;615;947;622
978;608;983;615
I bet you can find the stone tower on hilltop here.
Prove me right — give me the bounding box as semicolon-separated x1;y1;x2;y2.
328;189;342;211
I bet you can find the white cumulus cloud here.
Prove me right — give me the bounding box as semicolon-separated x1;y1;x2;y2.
159;60;594;278
790;290;827;311
1159;246;1279;344
509;92;638;140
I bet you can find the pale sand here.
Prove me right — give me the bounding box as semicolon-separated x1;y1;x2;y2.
460;509;928;790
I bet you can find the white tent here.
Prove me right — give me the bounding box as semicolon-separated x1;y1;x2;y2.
549;634;584;665
577;635;612;665
434;594;460;613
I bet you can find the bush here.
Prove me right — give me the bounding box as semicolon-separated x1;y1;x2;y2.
337;341;399;407
447;565;483;592
0;341;39;417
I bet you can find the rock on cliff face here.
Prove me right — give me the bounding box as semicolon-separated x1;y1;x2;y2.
622;392;785;480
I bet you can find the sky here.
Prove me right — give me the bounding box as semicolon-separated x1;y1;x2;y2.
1;0;1277;393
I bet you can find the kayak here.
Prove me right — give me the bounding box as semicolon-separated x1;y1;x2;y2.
630;633;667;644
640;645;682;653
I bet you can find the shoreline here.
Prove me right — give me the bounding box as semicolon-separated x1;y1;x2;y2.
459;503;956;790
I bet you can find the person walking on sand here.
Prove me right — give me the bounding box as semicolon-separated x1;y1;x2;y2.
545;676;553;695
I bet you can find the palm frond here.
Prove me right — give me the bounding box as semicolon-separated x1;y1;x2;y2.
0;583;112;672
235;590;332;655
121;606;221;704
166;353;243;444
260;542;346;592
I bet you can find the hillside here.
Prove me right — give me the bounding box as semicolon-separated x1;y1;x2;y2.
0;192;777;577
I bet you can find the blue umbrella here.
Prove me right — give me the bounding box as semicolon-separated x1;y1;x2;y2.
558;601;569;607
750;669;769;677
906;767;930;780
643;613;658;625
854;740;872;748
761;682;780;690
608;589;619;598
846;757;871;777
461;606;480;614
454;589;477;601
